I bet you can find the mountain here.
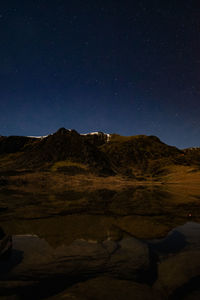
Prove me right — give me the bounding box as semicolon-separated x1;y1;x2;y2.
0;135;35;154
100;134;183;177
0;128;114;176
0;128;200;179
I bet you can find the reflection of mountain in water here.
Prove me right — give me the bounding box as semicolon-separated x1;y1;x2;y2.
1;185;200;299
0;222;200;299
1;186;200;245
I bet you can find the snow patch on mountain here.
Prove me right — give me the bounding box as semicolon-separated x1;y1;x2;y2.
81;132;111;142
28;135;48;139
28;130;111;142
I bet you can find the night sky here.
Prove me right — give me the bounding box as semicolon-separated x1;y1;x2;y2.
0;0;200;148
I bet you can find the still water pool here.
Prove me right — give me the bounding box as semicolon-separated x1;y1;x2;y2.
0;186;200;299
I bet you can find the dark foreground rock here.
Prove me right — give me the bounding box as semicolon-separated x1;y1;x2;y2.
152;222;200;299
154;250;200;298
0;235;150;298
46;276;162;300
1;222;200;299
0;227;12;259
108;237;150;280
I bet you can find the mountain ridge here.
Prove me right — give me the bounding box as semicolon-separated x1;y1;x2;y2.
0;128;200;181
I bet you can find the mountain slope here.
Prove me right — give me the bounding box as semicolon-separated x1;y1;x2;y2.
0;136;36;154
100;134;183;177
0;128;114;176
0;128;199;179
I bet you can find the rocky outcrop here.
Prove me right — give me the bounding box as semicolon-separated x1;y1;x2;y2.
1;223;200;299
0;235;150;297
153;222;200;298
154;250;200;297
108;238;150;280
47;276;162;300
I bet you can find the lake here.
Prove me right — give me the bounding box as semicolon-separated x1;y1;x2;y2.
0;185;200;299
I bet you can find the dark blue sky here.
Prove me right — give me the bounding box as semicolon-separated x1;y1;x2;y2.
0;0;200;148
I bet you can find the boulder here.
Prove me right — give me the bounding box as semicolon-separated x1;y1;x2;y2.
46;276;162;300
154;250;200;296
108;237;150;280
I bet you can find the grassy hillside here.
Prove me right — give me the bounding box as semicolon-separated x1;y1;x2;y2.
100;134;182;177
1;128;200;185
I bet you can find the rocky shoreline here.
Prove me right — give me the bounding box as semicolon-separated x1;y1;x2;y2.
0;223;200;299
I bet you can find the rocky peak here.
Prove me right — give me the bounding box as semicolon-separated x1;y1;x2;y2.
55;128;79;136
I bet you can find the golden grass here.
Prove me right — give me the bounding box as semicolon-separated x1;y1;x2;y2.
2;169;200;243
2;164;200;194
162;165;200;184
110;134;147;142
4;172;163;194
50;160;88;172
0;152;22;167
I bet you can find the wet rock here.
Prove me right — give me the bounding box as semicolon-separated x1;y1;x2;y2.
108;237;150;280
154;250;200;296
102;239;118;255
0;236;109;282
46;276;162;300
54;239;109;277
0;234;150;292
1;235;150;279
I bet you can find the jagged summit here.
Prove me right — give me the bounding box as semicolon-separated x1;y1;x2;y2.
25;127;111;141
55;128;79;136
56;127;69;134
27;128;78;139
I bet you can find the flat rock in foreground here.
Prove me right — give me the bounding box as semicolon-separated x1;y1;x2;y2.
0;235;150;296
46;276;162;300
